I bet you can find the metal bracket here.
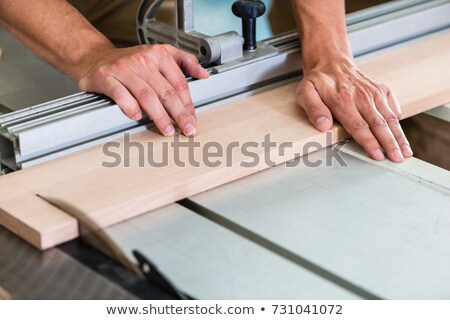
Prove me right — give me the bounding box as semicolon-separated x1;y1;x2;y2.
134;250;192;300
137;0;245;64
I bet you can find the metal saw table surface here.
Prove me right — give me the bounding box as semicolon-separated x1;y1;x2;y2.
0;29;78;111
1;6;450;299
105;146;450;299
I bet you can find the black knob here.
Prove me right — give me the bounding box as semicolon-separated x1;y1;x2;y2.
232;0;266;50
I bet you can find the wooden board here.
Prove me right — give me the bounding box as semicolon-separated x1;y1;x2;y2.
1;30;450;249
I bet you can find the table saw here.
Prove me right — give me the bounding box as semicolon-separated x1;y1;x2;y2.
0;0;449;300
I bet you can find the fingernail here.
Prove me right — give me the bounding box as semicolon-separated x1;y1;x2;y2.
374;149;385;161
402;144;413;157
392;149;404;162
164;124;176;136
184;123;197;137
316;116;331;131
202;69;210;78
133;111;142;121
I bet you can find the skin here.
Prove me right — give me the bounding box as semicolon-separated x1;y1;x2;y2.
0;0;412;162
0;0;209;137
292;0;413;162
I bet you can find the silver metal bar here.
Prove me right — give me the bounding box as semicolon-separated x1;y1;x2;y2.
5;99;110;132
138;0;244;64
0;93;95;126
346;0;434;24
2;0;450;171
348;0;450;56
176;0;194;32
426;105;450;122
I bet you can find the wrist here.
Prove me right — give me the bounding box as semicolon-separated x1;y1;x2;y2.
63;32;115;82
292;0;354;74
301;36;354;74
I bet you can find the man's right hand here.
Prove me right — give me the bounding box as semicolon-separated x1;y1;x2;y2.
78;44;209;137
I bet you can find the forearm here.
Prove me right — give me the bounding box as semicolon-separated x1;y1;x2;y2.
0;0;114;81
291;0;352;72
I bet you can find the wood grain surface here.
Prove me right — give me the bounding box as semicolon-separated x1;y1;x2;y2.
1;31;450;249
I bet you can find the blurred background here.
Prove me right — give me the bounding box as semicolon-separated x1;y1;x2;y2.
195;0;274;40
68;0;392;47
194;0;392;41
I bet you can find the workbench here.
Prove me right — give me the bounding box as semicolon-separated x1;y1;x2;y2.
1;0;449;300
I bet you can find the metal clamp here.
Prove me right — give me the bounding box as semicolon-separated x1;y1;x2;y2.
137;0;244;65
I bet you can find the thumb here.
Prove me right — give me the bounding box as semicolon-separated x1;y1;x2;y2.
296;80;333;131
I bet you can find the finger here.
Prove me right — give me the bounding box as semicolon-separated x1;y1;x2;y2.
381;84;402;119
345;118;386;161
147;71;197;137
81;76;142;121
358;92;404;162
112;72;176;136
296;80;333;131
164;45;209;79
131;55;196;123
375;94;413;158
333;95;385;161
151;51;197;123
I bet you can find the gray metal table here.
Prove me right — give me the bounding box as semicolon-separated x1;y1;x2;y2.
0;29;78;111
105;145;450;299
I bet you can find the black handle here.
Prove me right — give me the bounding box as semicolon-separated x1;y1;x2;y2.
232;0;266;50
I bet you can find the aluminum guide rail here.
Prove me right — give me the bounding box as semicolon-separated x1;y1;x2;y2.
1;0;449;171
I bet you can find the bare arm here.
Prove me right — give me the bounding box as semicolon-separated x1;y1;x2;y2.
0;0;209;137
291;0;412;162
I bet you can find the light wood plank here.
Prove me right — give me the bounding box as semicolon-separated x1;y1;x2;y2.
0;194;78;249
359;30;450;119
1;31;450;249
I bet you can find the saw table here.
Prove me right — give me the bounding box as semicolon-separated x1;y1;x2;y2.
0;0;449;299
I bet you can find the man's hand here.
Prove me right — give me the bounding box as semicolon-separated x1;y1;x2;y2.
292;0;412;162
296;58;412;162
78;44;209;137
0;0;208;137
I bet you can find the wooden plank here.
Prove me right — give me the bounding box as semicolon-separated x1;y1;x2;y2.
189;148;450;299
104;203;359;299
0;194;78;249
1;30;450;249
359;30;450;119
2;85;347;248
